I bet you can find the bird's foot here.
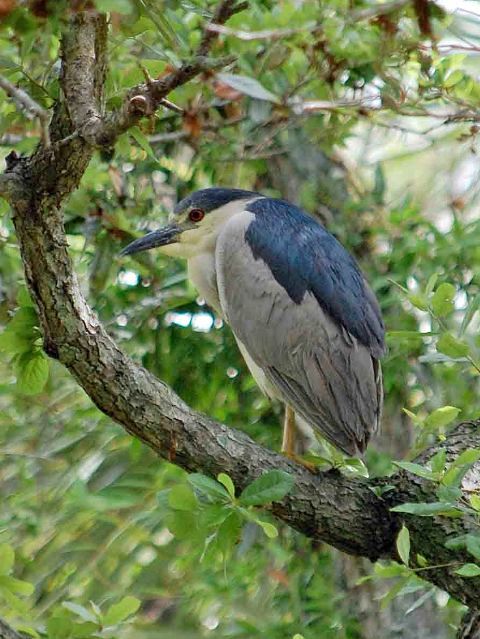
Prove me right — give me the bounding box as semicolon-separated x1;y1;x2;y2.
282;451;318;474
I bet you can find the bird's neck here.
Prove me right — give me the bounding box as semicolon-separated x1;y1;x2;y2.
187;253;222;314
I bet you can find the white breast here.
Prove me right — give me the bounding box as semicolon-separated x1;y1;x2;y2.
187;253;222;314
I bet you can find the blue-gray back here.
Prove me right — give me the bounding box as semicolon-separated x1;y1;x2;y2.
245;198;385;359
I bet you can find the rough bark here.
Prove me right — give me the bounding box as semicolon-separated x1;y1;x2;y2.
457;610;480;639
1;5;480;619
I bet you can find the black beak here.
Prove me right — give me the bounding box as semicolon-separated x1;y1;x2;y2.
120;223;182;256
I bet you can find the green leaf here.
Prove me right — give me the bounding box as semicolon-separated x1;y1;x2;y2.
393;461;435;480
429;450;447;474
16;287;34;307
215;511;242;556
454;563;480;577
47;614;75;638
239;470;294;506
343;457;369;477
16;351;49;395
437;333;470;358
217;473;235;500
200;504;232;528
217;73;280;103
168;484;198;511
424;406;461;430
95;0;133;14
130;126;158;163
0;585;30;614
391;502;463;517
396;525;410;566
444;69;464;88
255;519;278;539
0;575;34;596
408;293;428;311
442;449;480;487
104;596;140;626
188;473;230;503
372;164;385;205
373;562;408;579
15;624;39;639
8;306;38;335
0;544;14;575
62;602;98;623
470;495;480;511
165;510;197;540
425;273;439;296
466;536;480;562
431;283;456;317
451;449;480;468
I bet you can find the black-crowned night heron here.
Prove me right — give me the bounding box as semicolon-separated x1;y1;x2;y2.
121;188;386;459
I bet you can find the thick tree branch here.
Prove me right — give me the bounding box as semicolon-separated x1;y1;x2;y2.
2;2;480;617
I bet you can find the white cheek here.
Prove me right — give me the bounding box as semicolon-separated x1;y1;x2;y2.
159;243;192;258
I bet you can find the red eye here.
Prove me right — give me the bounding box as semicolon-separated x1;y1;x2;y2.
189;208;205;223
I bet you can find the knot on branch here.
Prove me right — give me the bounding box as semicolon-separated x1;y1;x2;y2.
5;150;21;171
128;94;154;117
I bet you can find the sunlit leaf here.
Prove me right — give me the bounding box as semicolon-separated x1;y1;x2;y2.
104;596;141;626
0;544;14;576
217;473;236;500
217;73;280;103
168;484;198;511
396;525;410;566
454;563;480;577
239;470;294;506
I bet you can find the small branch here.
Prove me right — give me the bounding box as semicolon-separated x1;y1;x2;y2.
197;0;249;56
206;23;318;41
149;115;245;145
0;618;29;639
352;0;410;20
0;74;50;146
159;98;184;114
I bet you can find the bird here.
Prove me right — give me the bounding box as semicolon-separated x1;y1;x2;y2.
121;188;386;460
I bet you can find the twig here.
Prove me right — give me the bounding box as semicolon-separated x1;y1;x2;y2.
352;0;410;20
206;23;320;41
159;98;184;114
149;115;245;145
0;74;51;146
197;0;249;56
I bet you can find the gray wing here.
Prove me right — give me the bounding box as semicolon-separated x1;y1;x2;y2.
215;212;383;456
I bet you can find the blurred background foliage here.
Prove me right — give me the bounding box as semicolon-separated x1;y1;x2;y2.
1;0;480;637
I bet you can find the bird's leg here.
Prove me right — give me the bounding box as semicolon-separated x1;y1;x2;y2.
282;406;317;472
281;405;297;456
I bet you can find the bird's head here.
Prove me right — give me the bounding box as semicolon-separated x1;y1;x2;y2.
120;187;260;259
